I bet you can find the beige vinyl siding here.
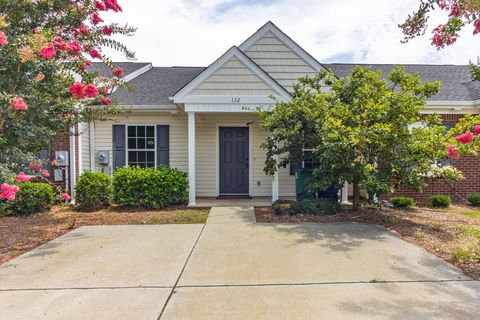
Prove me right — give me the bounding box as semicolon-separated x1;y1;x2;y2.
190;58;276;96
195;113;272;197
279;166;295;198
80;122;90;173
244;31;318;92
92;112;188;172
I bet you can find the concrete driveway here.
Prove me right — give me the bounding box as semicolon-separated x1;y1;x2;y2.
1;207;479;319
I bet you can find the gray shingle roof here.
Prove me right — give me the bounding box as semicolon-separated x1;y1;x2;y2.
110;67;205;106
89;62;151;78
100;62;479;106
325;64;480;101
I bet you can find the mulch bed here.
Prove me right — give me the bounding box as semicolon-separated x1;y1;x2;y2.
255;205;480;280
0;205;208;264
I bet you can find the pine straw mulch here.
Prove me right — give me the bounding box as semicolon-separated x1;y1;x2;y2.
0;205;209;264
255;204;480;280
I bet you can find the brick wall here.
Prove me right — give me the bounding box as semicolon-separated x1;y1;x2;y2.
390;114;480;204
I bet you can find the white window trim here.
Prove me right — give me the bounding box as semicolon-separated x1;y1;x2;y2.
125;124;157;168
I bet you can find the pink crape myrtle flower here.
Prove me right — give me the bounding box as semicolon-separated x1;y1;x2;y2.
0;184;19;201
102;97;111;105
104;0;122;12
455;131;473;144
16;172;31;183
95;0;106;10
29;162;43;173
447;145;461;159
36;73;45;81
474;125;480;135
62;193;71;201
0;31;8;46
12;97;28;110
41;169;50;178
474;20;480;35
102;26;113;36
112;66;124;77
85;84;99;98
41;42;56;59
67;40;82;55
91;12;104;25
70;82;85;99
89;48;102;59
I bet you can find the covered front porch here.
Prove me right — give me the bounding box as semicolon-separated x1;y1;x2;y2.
186;110;280;207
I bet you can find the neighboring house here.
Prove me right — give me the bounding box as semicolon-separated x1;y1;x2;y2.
53;21;480;205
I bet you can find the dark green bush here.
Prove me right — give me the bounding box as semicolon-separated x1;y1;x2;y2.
429;195;451;209
467;192;480;206
75;171;112;211
12;182;54;215
113;166;188;209
390;197;415;209
291;198;339;215
272;199;295;215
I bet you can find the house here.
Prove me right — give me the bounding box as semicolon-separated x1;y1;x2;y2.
52;21;480;206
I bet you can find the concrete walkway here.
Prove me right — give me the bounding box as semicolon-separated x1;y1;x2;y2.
1;207;479;319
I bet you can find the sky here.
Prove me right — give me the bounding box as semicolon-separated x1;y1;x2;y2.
102;0;480;67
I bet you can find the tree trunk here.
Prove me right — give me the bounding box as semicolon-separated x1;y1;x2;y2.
352;178;360;211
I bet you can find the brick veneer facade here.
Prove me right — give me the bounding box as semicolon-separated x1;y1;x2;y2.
390;114;480;204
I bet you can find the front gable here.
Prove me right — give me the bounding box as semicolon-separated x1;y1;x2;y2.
239;22;326;92
173;46;290;104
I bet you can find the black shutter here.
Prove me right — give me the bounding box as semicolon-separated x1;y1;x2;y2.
112;125;126;169
156;125;169;166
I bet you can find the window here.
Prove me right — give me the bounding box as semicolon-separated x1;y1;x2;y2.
127;125;155;168
440;121;455;166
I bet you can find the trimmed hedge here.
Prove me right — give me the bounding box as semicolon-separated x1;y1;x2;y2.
75;171;112;211
390;197;415;209
272;198;339;216
468;192;480;206
12;182;54;215
113;166;188;209
429;195;451;209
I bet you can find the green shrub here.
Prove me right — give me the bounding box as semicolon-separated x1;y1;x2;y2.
113;166;188;209
290;198;339;215
272;199;295;215
429;195;451;209
390;197;415;209
12;182;54;215
75;171;112;211
467;192;480;206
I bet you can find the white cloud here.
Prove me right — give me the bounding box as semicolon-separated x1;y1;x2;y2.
101;0;480;66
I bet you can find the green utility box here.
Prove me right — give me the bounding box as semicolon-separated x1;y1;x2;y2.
295;170;313;200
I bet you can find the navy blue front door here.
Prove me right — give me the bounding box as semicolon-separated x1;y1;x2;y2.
219;127;249;194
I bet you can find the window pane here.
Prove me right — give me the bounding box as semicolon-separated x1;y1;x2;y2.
138;151;146;162
128;151;137;162
137;138;146;149
146;163;155;168
147;151;154;162
146;138;155;149
128;126;136;138
137;126;145;137
146;126;155;137
128;138;136;149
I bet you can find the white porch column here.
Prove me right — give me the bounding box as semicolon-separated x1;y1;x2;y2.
188;112;196;206
272;155;279;202
341;182;349;204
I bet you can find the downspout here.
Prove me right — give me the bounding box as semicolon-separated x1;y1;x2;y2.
69;127;76;202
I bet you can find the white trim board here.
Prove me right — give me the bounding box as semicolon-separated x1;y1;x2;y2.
239;21;326;72
173;46;291;103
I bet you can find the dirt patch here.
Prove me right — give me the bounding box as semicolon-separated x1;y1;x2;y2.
0;205;209;264
255;204;480;280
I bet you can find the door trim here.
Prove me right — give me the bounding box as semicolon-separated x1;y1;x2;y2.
216;123;252;196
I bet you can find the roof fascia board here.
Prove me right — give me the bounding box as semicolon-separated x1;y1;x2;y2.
239;21;325;72
173;46;290;102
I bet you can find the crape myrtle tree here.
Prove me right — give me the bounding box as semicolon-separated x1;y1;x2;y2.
0;0;135;202
401;1;480;158
400;0;480;79
258;66;464;210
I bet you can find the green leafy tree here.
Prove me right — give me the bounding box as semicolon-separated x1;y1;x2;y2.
0;0;135;200
259;66;463;210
